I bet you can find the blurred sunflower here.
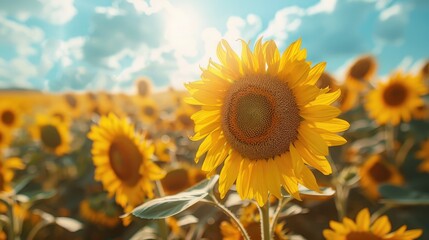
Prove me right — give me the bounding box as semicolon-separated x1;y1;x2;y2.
416;140;429;172
30;115;71;155
411;103;429;120
0;157;24;192
137;98;159;124
61;92;82;118
174;105;196;131
0;126;12;149
88;114;165;209
359;155;403;199
420;60;429;83
365;72;427;126
338;86;359;112
0;105;21;130
185;38;349;206
135;76;153;97
46;103;72;124
220;221;288;240
345;55;377;90
316;72;339;92
323;208;422;240
79;199;120;228
160;164;206;195
154;136;177;162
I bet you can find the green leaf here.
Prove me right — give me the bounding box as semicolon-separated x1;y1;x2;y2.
13;175;36;193
55;217;83;232
131;176;219;219
281;186;335;198
132;192;208;219
379;185;429;206
16;189;56;203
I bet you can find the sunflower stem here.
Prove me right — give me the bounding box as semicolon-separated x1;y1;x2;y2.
385;123;396;163
201;196;250;240
270;197;291;235
370;204;394;223
154;180;168;240
259;201;271;240
0;197;15;240
395;136;414;167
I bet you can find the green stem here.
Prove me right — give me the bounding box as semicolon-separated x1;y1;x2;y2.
154;180;168;240
370;204;394;223
202;194;250;240
395;137;414;167
27;221;52;240
270;197;292;234
259;201;271;240
0;197;15;240
385;123;395;162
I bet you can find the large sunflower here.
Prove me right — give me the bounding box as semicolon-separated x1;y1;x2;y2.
323;208;422;240
30;115;71;156
185;39;349;206
359;154;403;199
365;72;427;126
88;114;165;209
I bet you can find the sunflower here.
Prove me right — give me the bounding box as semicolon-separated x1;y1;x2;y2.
416;139;429;172
323;208;422;240
0;125;12;149
411;103;429;120
174;105;196;131
0;157;24;192
135;98;160;124
420;60;429;84
88;114;165;209
316;72;339;92
79;199;120;228
359;155;403;199
61;92;82;118
345;55;377;91
185;38;349;206
338;86;359;112
154;136;177;162
160;164;206;195
30;115;71;156
0;105;21;130
365;72;427;126
135;76;153;97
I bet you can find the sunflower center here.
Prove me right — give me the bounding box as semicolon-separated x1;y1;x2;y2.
346;231;382;240
143;106;155;116
1;110;15;126
40;125;62;149
368;161;392;183
64;94;78;109
350;58;371;80
222;75;300;160
161;169;190;195
383;83;408;107
108;136;142;186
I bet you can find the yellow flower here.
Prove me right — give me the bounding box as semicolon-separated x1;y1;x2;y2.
220;219;288;240
365;72;427;126
411;103;429;120
30;115;71;156
359;155;403;199
345;55;377;91
0;105;21;130
88;114;165;209
135;76;153;97
136;98;160;124
0;125;12;149
154;136;177;162
338;86;359;112
160;164;206;195
417;140;429;172
79;199;120;228
0;157;24;192
174;105;197;131
316;72;339;92
323;208;422;240
185;38;349;206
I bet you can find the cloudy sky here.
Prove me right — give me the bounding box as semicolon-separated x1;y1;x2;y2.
0;0;428;92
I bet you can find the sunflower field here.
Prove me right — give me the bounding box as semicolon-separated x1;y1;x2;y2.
0;39;428;239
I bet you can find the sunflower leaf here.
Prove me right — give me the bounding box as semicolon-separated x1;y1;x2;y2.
132;192;208;219
131;176;218;219
379;185;429;205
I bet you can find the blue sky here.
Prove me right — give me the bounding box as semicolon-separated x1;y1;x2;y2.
0;0;428;92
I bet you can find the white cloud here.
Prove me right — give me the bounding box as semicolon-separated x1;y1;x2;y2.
307;0;337;15
375;3;410;44
0;16;44;56
0;58;37;88
0;0;76;25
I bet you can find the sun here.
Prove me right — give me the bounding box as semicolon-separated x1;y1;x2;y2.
186;38;349;206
